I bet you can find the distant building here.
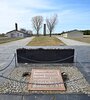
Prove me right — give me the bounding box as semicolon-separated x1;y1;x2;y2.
6;23;32;38
61;30;83;38
6;30;32;38
27;30;33;35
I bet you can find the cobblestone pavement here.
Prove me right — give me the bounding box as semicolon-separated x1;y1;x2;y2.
0;64;90;94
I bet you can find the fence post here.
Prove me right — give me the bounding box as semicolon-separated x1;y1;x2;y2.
14;53;17;67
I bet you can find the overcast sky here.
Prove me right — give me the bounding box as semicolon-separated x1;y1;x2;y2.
0;0;90;33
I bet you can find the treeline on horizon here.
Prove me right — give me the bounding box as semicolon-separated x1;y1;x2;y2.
0;30;90;37
81;30;90;35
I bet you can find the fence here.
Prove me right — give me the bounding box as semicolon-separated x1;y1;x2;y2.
0;52;89;95
0;53;16;72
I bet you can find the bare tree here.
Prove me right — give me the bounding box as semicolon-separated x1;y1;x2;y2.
32;16;43;36
46;14;58;37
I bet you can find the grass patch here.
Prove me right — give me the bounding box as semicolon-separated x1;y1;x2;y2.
0;37;24;44
68;37;90;43
27;36;65;46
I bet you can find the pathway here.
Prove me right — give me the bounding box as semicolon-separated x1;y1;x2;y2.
0;37;34;76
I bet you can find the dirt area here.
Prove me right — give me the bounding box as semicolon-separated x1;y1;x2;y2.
0;37;24;44
27;36;65;46
68;37;90;43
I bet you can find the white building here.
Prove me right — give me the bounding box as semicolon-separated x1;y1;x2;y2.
6;30;31;38
61;30;83;38
6;23;32;38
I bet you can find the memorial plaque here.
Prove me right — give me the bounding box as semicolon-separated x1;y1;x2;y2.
28;69;66;91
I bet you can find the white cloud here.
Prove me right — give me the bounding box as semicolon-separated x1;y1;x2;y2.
1;0;53;10
0;1;25;32
0;0;57;33
0;0;90;33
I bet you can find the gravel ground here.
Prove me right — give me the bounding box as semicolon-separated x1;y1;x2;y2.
0;64;89;94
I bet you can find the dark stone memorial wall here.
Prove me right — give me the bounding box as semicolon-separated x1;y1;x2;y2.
17;48;74;63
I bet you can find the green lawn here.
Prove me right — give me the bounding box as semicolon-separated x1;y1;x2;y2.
68;37;90;43
0;37;24;44
27;36;65;46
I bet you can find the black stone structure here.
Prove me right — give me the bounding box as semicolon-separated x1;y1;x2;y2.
43;24;46;36
15;23;18;31
17;48;74;63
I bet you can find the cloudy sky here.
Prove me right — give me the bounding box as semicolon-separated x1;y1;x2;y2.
0;0;90;33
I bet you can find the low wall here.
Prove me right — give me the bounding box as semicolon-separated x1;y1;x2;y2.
17;48;74;63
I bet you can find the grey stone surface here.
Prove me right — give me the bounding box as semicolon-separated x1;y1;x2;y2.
76;62;90;83
0;94;90;100
0;37;34;80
